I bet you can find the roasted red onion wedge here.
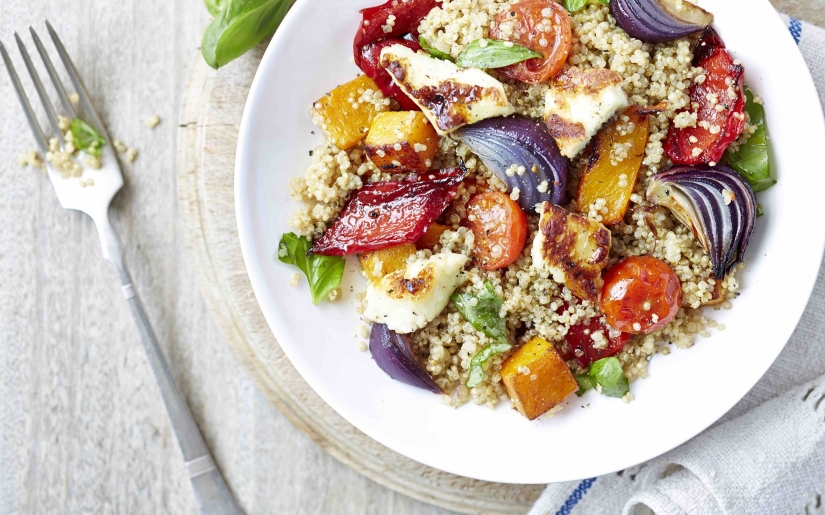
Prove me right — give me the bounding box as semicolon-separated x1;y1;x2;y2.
611;0;713;43
646;165;756;279
452;117;570;214
369;323;442;394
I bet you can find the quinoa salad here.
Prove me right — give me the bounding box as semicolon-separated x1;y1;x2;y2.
278;0;773;420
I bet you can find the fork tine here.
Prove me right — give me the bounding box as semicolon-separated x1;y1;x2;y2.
30;26;76;119
0;40;49;154
45;21;112;143
14;32;65;144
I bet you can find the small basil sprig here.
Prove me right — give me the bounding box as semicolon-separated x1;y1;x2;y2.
574;373;595;397
70;118;106;158
278;232;345;305
204;0;229;16
456;39;542;69
726;87;775;193
419;37;453;61
574;357;629;398
202;0;293;69
452;282;511;388
565;0;608;11
564;0;588;12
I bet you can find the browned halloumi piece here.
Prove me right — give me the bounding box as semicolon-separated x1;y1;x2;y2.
364;253;468;334
379;44;514;135
544;67;629;159
531;202;611;303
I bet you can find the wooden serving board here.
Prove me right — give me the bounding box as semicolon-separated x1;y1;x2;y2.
175;46;543;514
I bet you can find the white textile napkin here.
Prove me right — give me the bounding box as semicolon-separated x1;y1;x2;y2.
529;14;825;515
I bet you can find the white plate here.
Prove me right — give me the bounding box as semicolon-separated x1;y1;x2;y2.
235;0;825;483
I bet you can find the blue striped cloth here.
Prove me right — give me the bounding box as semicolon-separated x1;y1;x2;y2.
529;14;825;515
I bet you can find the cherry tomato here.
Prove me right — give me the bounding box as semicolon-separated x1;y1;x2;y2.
600;256;683;335
490;0;572;84
465;192;527;270
560;317;632;368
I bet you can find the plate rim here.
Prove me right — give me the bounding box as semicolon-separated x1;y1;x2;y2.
235;0;825;484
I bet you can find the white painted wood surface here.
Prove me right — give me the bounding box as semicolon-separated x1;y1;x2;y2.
177;43;544;514
0;1;822;514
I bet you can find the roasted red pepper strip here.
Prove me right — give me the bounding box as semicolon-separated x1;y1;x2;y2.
664;28;746;165
358;37;422;111
311;168;465;256
353;0;439;110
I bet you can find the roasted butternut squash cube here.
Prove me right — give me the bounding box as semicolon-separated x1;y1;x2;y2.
416;223;450;250
501;337;578;420
365;111;439;171
311;75;381;150
358;243;417;282
577;105;663;225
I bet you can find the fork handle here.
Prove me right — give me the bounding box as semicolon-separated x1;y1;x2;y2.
94;211;242;515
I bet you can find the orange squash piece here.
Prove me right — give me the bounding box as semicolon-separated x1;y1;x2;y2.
501;337;578;420
357;243;417;282
365;111;439;171
416;223;450;251
576;105;664;225
311;75;382;150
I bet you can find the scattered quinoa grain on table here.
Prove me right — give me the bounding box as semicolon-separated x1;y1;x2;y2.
143;115;162;129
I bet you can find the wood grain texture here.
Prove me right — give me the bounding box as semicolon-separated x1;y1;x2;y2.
0;1;819;514
177;44;544;514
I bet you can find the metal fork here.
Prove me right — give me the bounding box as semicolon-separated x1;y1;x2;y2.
1;22;242;515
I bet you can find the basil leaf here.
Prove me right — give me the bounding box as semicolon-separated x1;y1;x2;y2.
564;0;588;12
70;118;106;158
452;282;508;344
597;0;610;4
756;203;764;217
278;232;345;305
589;357;629;398
204;0;229;16
202;0;292;69
453;282;511;387
467;342;512;388
726;87;776;193
456;39;542;69
575;373;595;397
419;37;453;61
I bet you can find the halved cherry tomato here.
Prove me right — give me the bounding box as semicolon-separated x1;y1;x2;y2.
490;0;572;84
664;28;746;165
600;256;683;335
559;317;632;368
465;192;527;270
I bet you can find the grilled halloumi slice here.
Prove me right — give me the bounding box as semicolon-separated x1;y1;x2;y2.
544;67;629;159
364;252;468;334
531;202;611;303
379;44;515;135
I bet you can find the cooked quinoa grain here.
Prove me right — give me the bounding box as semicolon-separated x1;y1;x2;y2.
290;1;749;411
